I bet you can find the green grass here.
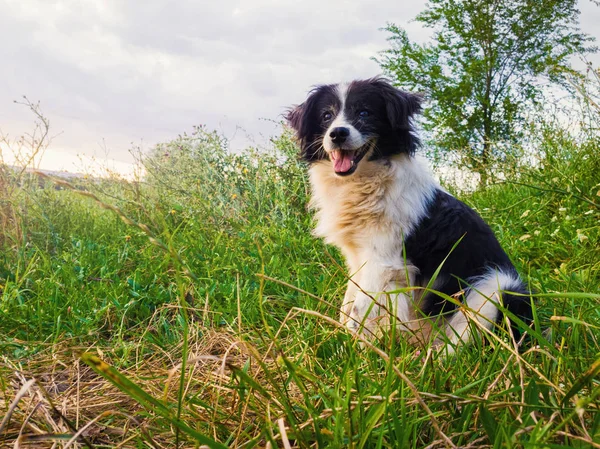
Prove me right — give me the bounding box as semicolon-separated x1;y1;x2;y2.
0;123;598;448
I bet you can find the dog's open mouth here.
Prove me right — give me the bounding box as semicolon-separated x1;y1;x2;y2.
329;145;370;176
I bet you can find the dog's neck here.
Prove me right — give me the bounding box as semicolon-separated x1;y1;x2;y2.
308;154;437;270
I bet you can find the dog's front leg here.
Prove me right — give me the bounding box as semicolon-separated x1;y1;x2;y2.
340;280;359;327
344;265;416;339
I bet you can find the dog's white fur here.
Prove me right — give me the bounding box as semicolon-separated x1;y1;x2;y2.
444;270;524;347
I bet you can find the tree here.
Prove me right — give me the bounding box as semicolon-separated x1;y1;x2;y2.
376;0;596;186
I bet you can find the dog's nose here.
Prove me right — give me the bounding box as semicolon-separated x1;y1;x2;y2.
329;127;350;144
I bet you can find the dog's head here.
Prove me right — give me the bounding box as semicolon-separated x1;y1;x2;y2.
286;77;422;176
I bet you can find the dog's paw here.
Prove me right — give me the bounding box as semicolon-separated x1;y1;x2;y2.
346;291;375;328
431;338;458;359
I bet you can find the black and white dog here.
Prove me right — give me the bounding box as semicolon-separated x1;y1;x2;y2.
287;77;532;353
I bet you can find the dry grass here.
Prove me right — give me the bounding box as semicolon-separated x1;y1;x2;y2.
0;325;285;448
3;307;600;448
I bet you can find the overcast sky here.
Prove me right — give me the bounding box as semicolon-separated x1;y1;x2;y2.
1;0;599;175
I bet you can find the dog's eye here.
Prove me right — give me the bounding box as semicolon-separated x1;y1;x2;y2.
359;110;369;118
322;112;333;122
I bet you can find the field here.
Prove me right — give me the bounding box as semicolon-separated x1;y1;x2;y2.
1;113;599;447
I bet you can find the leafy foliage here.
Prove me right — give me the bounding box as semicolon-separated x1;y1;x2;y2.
377;0;596;185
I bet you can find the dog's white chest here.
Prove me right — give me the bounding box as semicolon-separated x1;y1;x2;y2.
308;156;437;273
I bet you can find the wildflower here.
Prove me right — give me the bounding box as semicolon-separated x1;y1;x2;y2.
576;230;588;242
125;235;131;241
559;207;567;213
231;194;238;200
534;230;540;236
170;209;176;215
560;263;568;272
551;216;558;222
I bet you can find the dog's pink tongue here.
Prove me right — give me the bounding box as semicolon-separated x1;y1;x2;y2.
331;150;354;173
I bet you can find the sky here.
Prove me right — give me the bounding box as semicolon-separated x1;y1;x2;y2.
1;0;599;176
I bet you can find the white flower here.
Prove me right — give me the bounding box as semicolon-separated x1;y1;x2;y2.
576;230;588;242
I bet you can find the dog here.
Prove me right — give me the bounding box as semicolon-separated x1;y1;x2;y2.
286;77;532;353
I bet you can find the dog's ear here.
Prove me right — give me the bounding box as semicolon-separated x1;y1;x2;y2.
285;104;305;133
285;94;322;162
380;83;423;131
367;78;422;127
370;78;423;154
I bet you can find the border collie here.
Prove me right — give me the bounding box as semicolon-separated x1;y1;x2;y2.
287;77;532;353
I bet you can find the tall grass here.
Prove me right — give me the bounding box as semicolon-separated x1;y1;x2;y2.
1;78;599;447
